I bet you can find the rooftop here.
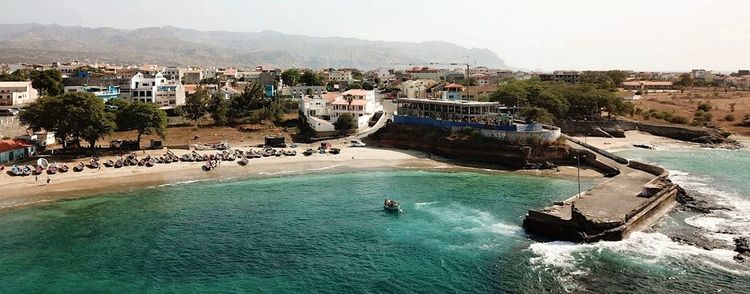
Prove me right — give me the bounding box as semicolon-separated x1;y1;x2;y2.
396;98;501;106
0;140;32;153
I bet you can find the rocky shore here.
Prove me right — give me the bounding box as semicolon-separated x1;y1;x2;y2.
556;119;741;147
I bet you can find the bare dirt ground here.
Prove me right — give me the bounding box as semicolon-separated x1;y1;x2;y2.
630;88;750;135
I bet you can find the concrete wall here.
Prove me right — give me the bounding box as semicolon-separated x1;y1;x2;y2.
627;160;668;177
475;127;561;143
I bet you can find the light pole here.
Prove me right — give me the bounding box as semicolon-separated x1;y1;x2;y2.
575;150;581;198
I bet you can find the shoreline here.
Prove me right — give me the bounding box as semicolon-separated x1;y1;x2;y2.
0;144;601;212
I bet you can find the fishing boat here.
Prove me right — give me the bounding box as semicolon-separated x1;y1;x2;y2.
47;164;58;175
22;165;32;176
146;159;155;167
9;165;22;176
104;160;115;167
384;199;401;212
74;162;85;172
114;159;123;168
59;164;70;173
238;158;249;166
329;148;341;155
34;165;44;175
303;148;314;156
89;157;99;169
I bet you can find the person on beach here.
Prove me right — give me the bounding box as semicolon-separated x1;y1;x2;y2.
35;175;38;182
46;177;50;184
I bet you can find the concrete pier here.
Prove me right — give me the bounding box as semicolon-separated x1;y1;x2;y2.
523;136;679;242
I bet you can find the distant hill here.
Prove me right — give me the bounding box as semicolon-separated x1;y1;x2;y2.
0;24;508;70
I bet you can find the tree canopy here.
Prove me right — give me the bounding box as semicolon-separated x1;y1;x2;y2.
19;92;113;149
299;69;323;86
489;79;624;121
30;69;64;96
116;102;168;147
334;113;356;133
182;87;210;123
281;69;300;86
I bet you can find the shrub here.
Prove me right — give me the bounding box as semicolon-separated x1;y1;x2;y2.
724;114;736;122
667;115;688;124
697;102;712;112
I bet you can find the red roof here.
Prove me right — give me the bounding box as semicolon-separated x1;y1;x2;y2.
0;140;32;153
332;99;368;106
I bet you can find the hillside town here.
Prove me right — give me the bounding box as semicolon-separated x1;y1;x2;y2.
2;60;750;163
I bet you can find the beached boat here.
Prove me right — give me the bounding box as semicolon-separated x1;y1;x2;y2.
146;159;155;167
74;162;85;172
104;160;115;167
329;148;341;155
47;164;58;174
34;165;44;175
384;199;401;212
303;148;314;156
633;144;655;150
59;164;69;173
238;158;249;166
22;165;32;176
9;165;23;176
114;159;123;168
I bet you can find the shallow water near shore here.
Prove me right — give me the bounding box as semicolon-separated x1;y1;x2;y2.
0;150;748;292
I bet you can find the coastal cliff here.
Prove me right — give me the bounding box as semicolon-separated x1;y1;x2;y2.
556;119;736;145
365;124;572;168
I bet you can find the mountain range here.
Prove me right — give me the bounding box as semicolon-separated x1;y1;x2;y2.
0;24;508;70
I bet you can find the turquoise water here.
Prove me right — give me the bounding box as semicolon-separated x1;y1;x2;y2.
1;150;749;293
0;171;593;293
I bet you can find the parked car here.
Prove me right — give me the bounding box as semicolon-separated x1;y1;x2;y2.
350;140;366;147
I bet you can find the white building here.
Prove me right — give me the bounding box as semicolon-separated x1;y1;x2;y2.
130;72;186;109
0;81;39;107
202;67;218;79
400;79;437;98
299;90;382;133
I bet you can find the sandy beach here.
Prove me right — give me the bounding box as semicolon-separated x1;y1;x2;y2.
0;139;602;211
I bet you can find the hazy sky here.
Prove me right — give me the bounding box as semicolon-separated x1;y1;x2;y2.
2;0;749;71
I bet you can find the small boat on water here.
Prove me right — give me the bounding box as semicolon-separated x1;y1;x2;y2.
59;164;69;173
73;162;85;172
384;199;400;212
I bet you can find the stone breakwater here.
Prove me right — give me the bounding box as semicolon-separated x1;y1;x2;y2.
523;139;680;242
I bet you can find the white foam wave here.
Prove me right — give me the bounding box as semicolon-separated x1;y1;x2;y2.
528;232;745;275
668;169;750;242
157;179;205;187
414;201;438;208
415;203;521;237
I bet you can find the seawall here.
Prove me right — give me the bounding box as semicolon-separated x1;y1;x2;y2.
523;142;680;243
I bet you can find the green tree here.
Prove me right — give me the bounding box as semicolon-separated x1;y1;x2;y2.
675;73;694;87
30;69;64;96
299;69;323;86
0;69;30;81
334;113;356;133
281;69;301;86
362;81;374;90
519;107;554;124
116;102;167;148
489;81;528;107
581;71;615;90
182;87;210;124
19;92;112;149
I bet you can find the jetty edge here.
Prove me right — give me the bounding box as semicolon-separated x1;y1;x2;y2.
522;135;680;243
